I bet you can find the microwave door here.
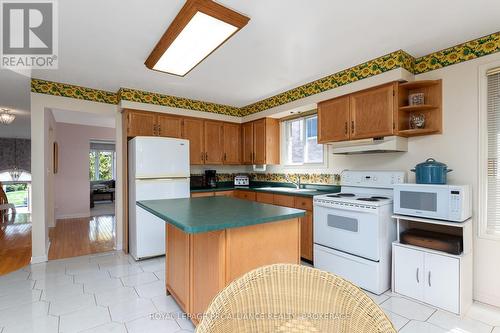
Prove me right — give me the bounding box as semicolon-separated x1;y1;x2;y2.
394;186;449;219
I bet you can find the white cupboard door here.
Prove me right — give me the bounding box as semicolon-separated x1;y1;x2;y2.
394;246;424;301
424;253;460;314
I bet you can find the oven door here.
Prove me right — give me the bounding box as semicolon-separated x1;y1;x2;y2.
393;185;449;220
313;204;380;261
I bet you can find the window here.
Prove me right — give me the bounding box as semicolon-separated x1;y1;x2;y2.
283;114;324;165
89;141;116;181
481;66;500;237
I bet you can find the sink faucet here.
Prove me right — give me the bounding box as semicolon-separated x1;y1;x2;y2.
285;174;301;189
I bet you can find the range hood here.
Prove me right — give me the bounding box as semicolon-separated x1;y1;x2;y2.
331;136;408;154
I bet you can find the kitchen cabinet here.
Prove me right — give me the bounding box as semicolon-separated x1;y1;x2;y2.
234;190;256;201
214;191;234;197
191;192;215;198
256;192;274;204
318;96;350;143
317;82;398;143
350;83;396;139
182;118;204;165
126;110;157;137
241;118;280;165
166;224;190;311
223;123;241;164
241;122;254;164
204;121;224;165
299;212;313;261
157;114;182;138
394;244;459;313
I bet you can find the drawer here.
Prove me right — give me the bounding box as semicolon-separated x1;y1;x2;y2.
294;197;313;211
256;192;274;204
235;190;256;201
191;192;215;198
214;191;234;197
273;194;295;208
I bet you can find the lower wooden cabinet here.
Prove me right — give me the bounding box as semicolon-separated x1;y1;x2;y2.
299;212;313;261
191;192;215;198
234;190;256;201
166;224;190;311
255;192;274;204
214;190;234;197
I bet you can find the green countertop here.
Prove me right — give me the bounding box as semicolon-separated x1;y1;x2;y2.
137;196;306;234
190;183;340;197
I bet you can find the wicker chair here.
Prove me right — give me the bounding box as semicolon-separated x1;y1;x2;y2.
196;264;396;333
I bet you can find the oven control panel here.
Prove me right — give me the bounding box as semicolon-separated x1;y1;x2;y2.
341;171;406;188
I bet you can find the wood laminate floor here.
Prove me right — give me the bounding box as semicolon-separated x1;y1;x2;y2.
48;215;117;260
0;220;32;275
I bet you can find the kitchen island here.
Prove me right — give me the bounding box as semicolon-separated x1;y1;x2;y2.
137;196;305;324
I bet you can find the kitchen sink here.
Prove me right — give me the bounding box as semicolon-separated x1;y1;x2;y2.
257;187;314;193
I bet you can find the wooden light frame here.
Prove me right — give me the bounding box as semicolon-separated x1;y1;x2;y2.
145;0;250;76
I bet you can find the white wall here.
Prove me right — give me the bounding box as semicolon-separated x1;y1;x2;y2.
31;94;122;260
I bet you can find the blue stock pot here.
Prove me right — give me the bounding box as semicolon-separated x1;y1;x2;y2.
411;158;453;184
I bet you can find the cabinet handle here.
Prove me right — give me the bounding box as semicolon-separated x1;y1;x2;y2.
157;124;161;136
205;152;208;161
416;268;419;283
201;152;204;161
224;153;227;161
351;121;354;134
344;122;348;135
428;271;431;287
153;124;157;136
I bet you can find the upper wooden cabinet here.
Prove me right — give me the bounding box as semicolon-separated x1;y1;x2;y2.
317;82;397;143
350;83;396;140
157;114;182;138
318;96;350;143
204;121;224;165
241;122;254;164
242;118;280;165
223;123;241;164
126;110;157;137
181;118;204;165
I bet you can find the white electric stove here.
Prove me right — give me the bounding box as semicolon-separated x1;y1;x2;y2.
313;170;406;295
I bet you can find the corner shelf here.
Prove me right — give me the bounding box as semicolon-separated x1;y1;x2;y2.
397;79;442;137
399;104;439;112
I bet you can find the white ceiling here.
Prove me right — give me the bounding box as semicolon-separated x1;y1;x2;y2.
28;0;500;107
1;0;500;123
51;108;116;128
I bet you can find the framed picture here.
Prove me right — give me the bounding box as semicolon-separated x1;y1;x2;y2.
53;142;58;174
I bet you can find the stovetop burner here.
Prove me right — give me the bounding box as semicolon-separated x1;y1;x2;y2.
371;196;389;200
326;193;355;198
356;198;380;202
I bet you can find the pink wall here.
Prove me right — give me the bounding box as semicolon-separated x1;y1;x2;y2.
54;123;115;219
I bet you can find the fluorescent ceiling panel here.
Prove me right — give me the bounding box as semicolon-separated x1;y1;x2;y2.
153;12;238;76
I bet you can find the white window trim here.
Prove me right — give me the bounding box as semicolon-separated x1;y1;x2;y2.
280;115;328;169
478;60;500;241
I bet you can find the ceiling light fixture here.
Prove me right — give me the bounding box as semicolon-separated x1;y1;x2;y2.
0;108;15;125
145;0;249;76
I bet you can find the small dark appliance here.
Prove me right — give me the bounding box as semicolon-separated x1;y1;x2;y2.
205;170;217;188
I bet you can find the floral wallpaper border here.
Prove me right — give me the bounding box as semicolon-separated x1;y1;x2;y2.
118;88;241;117
31;78;118;104
31;31;500;117
193;173;340;185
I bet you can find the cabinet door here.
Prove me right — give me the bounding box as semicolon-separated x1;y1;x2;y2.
204;121;224;165
317;96;350;143
256;192;274;204
394;245;424;301
350;83;395;139
223;123;241;164
273;194;295;208
166;224;190;312
253;119;266;164
182;118;204;165
214;190;234;197
234;190;256;201
127;111;156;137
241;122;254;164
157;114;182;138
191;192;215;198
424;253;460;313
300;211;313;261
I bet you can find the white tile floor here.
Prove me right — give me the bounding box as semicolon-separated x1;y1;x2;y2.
1;251;499;333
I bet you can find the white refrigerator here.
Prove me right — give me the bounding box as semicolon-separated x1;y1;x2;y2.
128;137;190;260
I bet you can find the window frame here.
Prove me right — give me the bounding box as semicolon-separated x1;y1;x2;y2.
478;60;500;240
280;114;327;168
89;149;116;181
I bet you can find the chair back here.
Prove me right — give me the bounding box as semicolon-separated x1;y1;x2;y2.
196;264;396;333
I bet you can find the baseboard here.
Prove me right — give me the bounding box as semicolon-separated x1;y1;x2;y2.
31;254;48;264
56;212;90;220
475;291;500;308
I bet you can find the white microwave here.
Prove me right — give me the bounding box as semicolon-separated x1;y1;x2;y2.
393;184;472;222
